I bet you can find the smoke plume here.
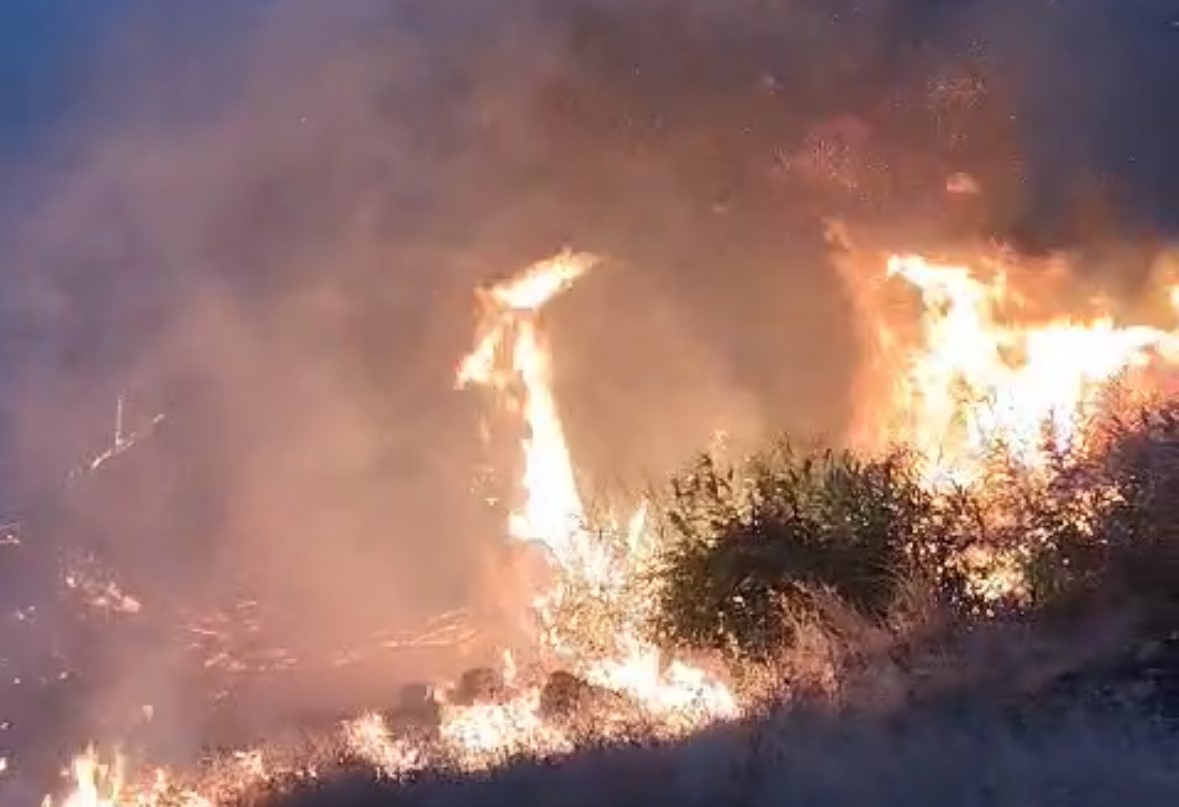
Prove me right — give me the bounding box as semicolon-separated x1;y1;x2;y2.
0;0;1174;773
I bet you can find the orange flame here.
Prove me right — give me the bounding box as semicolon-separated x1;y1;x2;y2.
47;251;738;807
455;250;737;728
850;250;1179;487
457;250;605;578
44;749;124;807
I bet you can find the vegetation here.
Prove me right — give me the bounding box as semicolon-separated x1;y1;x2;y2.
648;443;944;661
1024;406;1179;623
646;403;1179;707
244;405;1179;807
262;708;1179;807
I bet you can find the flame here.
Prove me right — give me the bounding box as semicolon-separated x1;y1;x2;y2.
457;250;606;579
45;748;125;807
47;250;737;807
53;242;1179;805
343;713;426;778
828;238;1179;601
438;689;572;769
455;250;737;727
851;251;1179;488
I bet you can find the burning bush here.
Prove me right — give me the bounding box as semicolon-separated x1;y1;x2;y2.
34;242;1179;805
647;442;947;662
1024;403;1179;626
648;404;1179;670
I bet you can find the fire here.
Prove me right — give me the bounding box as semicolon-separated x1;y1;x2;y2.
437;689;572;769
45;237;1179;806
45;250;737;807
457;250;607;580
343;713;425;777
45;749;125;807
850;250;1179;488
455;250;737;723
45;240;1179;805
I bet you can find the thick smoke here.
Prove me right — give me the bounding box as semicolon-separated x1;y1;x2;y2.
0;0;1175;776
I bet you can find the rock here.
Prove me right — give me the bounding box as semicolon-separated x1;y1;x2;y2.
385;682;441;737
538;671;593;720
539;671;635;730
452;666;506;706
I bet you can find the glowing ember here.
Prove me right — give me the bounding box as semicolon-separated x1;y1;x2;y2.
343;713;425;778
64;571;142;617
439;689;572;768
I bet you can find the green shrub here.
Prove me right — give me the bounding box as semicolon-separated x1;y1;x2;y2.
647;402;1179;666
648;441;947;661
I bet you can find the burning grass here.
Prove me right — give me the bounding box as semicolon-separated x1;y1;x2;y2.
236;707;1179;807
44;401;1179;807
32;247;1179;805
250;403;1179;806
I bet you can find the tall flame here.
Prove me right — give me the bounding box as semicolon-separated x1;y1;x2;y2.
455;250;736;720
457;250;608;580
851;250;1179;487
46;250;740;804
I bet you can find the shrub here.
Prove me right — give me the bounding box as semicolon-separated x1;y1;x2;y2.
646;400;1179;697
1025;403;1179;626
648;441;947;662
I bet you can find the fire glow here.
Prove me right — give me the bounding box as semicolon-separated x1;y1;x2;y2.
851;251;1179;488
43;243;1179;805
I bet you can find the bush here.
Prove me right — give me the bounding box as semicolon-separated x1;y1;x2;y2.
641;399;1179;722
648;403;1179;665
648;441;949;662
1025;404;1179;626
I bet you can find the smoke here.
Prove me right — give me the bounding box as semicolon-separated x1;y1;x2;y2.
0;0;1175;773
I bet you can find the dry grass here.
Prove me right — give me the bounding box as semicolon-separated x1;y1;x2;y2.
195;404;1179;805
255;703;1177;807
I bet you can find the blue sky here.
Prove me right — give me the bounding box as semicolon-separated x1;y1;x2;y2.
0;2;127;153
